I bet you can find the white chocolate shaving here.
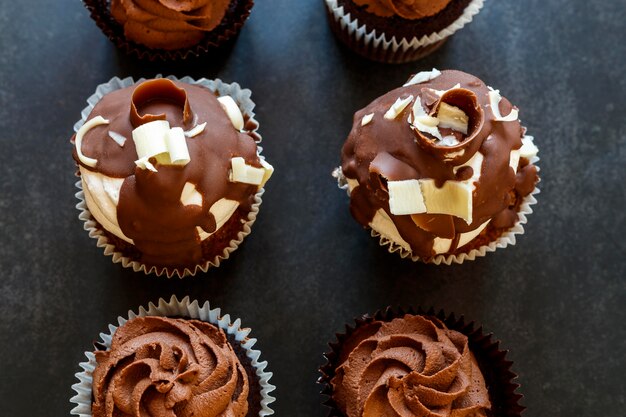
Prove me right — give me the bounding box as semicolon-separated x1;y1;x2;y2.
165;127;191;165
184;122;207;138
132;120;192;169
387;179;426;215
132;120;170;160
488;88;519;121
419;179;473;224
217;96;244;131
134;157;158;172
75;116;109;168
108;131;127;147
403;69;442;87
258;158;274;188
361;113;374;126
230;157;272;186
437;102;469;134
384;95;414;120
409;97;442;140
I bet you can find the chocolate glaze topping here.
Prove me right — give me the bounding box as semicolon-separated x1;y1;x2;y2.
341;70;539;258
73;79;262;268
92;316;249;417
331;314;491;416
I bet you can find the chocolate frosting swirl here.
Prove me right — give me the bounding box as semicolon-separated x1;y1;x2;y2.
72;79;264;269
92;316;249;417
341;70;538;258
111;0;231;49
331;315;490;417
352;0;452;19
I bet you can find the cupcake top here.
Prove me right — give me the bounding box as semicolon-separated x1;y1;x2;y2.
352;0;452;19
111;0;231;50
331;314;490;417
72;78;272;269
340;69;538;259
92;316;249;417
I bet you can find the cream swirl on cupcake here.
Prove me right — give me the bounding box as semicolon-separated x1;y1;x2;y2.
331;314;491;416
352;0;452;19
111;0;231;49
92;316;249;417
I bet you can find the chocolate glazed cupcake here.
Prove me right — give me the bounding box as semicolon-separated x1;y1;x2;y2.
319;307;524;417
72;76;273;277
83;0;254;60
334;69;539;264
324;0;485;63
70;296;276;417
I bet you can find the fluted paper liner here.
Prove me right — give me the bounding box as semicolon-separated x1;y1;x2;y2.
324;0;485;63
73;75;267;278
82;0;254;61
333;153;540;265
70;295;276;416
319;307;524;416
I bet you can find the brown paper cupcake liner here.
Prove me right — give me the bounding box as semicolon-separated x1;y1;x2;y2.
73;75;267;278
319;306;525;417
70;295;276;416
324;0;484;63
82;0;254;61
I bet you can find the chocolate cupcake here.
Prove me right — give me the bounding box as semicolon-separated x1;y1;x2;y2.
334;69;539;264
320;308;524;417
324;0;485;63
83;0;254;60
70;296;275;417
71;76;273;277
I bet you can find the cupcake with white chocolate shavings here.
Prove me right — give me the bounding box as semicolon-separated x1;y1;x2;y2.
71;76;273;277
334;69;539;264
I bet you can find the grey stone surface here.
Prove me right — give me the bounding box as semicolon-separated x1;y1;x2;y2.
0;0;624;415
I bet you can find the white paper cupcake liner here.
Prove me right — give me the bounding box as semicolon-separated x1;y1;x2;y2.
333;153;540;265
70;295;276;416
324;0;485;63
73;75;267;278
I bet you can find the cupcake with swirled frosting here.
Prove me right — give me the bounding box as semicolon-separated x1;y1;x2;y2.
324;0;485;62
93;316;249;417
82;0;254;59
320;309;525;417
70;296;275;417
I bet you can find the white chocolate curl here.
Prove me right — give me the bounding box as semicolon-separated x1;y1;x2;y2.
132;120;191;170
230;157;274;187
488;88;519;121
217;96;244;131
403;69;442;87
384;95;414;120
361;113;374;126
75;116;109;168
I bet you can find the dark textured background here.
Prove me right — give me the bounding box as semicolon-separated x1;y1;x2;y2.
0;0;624;415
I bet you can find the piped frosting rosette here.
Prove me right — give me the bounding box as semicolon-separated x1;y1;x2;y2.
319;307;525;417
335;69;540;265
324;0;485;63
70;295;275;417
82;0;254;60
72;75;272;277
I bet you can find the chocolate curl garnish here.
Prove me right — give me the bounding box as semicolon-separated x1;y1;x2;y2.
413;88;485;166
130;79;193;128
